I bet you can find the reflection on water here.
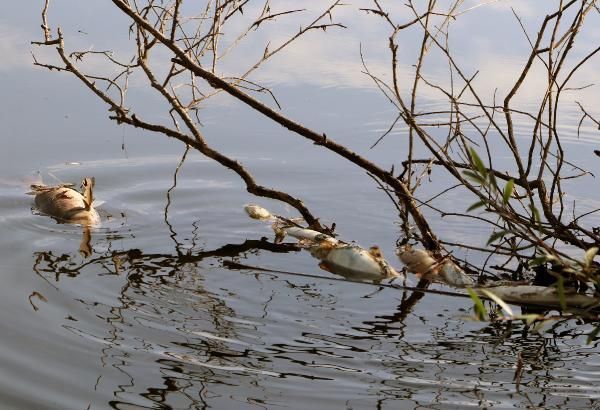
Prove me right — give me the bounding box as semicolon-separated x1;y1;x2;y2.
0;155;593;408
26;242;600;409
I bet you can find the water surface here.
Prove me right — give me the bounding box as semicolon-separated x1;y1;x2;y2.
1;1;600;409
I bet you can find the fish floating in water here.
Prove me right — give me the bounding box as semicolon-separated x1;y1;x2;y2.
396;244;475;287
29;177;101;226
245;204;400;280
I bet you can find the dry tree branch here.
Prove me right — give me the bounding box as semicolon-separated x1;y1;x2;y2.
234;1;346;89
33;0;600;290
34;24;327;231
404;0;435;191
135;37;325;228
40;0;54;43
174;53;441;249
576;101;600;136
353;0;600;284
251;8;306;30
33;0;442;252
387;1;599;250
105;0;442;252
182;1;346;108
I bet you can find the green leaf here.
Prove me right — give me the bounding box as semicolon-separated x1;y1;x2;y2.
466;200;486;212
469;147;488;178
584;247;599;268
502;179;515;205
486;230;510;246
466;288;488;321
529;204;541;227
463;170;486;185
479;289;514;317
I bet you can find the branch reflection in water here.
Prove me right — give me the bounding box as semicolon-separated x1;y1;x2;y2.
28;234;598;408
31;237;305;407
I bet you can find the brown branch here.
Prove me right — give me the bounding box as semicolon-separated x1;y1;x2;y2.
251;9;306;30
41;0;52;42
401;159;541;189
39;27;325;232
172;55;439;250
105;0;441;251
122;112;324;229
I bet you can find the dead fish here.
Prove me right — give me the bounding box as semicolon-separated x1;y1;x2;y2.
311;243;401;279
276;224;339;245
244;204;273;221
396;245;437;273
396;245;474;287
29;177;100;226
437;260;475;287
244;204;401;280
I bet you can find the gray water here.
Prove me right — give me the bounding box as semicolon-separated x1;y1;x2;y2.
2;1;600;409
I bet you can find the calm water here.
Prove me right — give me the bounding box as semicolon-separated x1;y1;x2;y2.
2;1;600;409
